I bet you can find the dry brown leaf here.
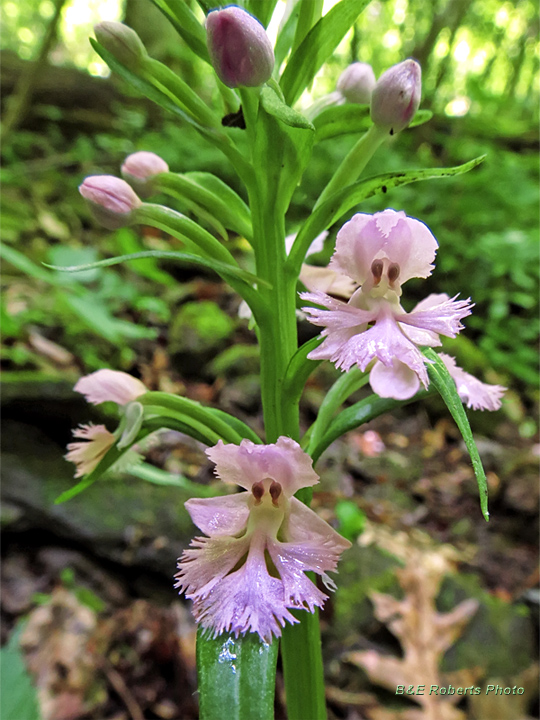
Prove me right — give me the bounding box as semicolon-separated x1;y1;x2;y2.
20;587;102;720
347;525;481;720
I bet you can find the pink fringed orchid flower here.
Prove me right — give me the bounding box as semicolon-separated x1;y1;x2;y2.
301;210;473;400
66;370;148;477
65;424;116;478
440;353;506;411
74;369;147;406
175;438;351;641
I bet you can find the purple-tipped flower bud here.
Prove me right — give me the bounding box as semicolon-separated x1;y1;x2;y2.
94;21;147;72
79;176;141;230
121;151;169;198
337;62;376;104
370;59;421;135
206;6;274;88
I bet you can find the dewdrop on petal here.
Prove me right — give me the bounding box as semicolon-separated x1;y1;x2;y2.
79;175;141;230
371;59;421;135
121;151;169;198
206;6;274;88
337;62;376;104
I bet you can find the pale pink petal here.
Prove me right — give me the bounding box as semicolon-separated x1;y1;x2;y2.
301;291;375;329
185;494;250;537
286;498;352;554
439;354;506;411
206;438;319;496
65;424;115;478
74;369;147;406
398;295;473;337
186;536;298;641
299;264;357;298
330;210;438;285
369;359;421;399
175;534;250;600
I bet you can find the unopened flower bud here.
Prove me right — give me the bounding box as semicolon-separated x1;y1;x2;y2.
337;62;376;104
370;59;421;135
121;151;169;198
206;6;274;88
79;175;141;230
94;21;147;72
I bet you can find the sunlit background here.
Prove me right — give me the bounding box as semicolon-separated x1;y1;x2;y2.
2;0;539;117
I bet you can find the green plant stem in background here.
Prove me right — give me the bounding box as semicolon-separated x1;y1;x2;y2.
316;123;387;208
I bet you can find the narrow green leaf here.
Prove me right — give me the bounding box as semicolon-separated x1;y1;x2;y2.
245;0;279;27
288;156;486;273
62;294;157;342
211;408;262;444
282;336;323;408
139;392;247;445
148;0;210;62
310;390;432;464
197;628;278;720
1;243;58;284
408;108;433;128
90;38;205;130
307;366;369;453
274;1;300;69
280;0;370;106
260;86;314;130
1;624;42;720
314;104;370;141
423;348;490;521
127;462;216;496
45;250;268;289
291;0;324;54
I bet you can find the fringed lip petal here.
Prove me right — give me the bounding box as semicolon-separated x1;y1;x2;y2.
65;423;115;478
369;359;421;399
398;295;473;337
440;354;506;411
287;498;352;554
74;369;147;406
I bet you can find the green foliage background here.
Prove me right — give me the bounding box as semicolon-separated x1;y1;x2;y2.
2;0;538;414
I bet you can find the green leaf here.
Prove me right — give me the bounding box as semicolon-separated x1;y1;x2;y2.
408;108;433;128
307;366;369;454
288;156;486;273
423;348;490;521
1;243;58;285
280;0;370;106
197;628;278;720
158;171;252;240
274;1;300;68
260;86;314;130
149;0;210;62
245;0;280;27
61;294;157;342
0;624;41;720
310;390;432;464
127;462;216;496
139;392;248;445
282;336;323;409
314;104;371;141
45;250;268;290
90;38;206;130
115;228;175;285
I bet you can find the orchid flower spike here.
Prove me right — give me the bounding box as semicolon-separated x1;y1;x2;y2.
176;438;351;641
301;210;473;400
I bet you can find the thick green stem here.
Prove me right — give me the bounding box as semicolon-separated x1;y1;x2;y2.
315;123;387;208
